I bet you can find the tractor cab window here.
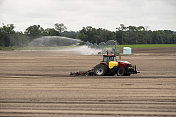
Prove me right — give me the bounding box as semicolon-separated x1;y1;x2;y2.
109;56;116;61
103;56;109;63
103;56;116;63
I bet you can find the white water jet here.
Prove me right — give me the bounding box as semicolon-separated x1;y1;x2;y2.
22;36;118;55
68;45;101;55
28;36;82;47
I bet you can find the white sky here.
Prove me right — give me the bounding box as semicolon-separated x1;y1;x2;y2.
0;0;176;32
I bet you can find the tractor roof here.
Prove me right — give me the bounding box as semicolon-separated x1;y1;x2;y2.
103;55;115;57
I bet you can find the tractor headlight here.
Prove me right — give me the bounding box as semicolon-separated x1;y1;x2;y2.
128;67;133;69
127;64;133;69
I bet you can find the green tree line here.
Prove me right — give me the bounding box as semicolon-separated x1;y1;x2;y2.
0;23;176;47
79;24;176;44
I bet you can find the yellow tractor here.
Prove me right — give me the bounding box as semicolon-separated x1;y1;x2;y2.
93;54;138;76
70;54;139;76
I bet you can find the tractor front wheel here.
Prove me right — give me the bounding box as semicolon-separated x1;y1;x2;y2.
117;67;126;76
94;64;108;76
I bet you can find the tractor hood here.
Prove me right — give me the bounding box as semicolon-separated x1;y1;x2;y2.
118;61;130;64
118;61;131;68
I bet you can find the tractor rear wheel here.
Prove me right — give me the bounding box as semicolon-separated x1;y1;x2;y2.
117;67;126;76
94;64;108;76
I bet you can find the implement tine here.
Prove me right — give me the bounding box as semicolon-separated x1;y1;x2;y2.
70;69;95;76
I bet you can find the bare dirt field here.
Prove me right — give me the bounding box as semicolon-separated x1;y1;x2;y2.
0;47;176;117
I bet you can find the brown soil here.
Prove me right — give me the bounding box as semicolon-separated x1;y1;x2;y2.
0;47;176;117
133;47;176;54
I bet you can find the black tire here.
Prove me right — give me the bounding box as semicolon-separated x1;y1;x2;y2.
117;67;126;76
94;64;108;76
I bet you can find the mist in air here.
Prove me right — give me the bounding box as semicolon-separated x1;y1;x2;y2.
24;36;102;55
23;36;117;55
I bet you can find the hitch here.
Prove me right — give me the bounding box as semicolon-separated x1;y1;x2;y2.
70;69;95;76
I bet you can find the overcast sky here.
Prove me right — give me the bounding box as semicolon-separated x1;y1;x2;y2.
0;0;176;32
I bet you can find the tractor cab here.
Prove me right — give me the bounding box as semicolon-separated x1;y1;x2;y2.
103;55;116;63
101;55;118;69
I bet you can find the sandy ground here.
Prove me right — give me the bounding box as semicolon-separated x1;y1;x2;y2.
0;47;176;117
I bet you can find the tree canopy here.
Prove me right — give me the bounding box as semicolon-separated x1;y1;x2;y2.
0;24;15;46
24;25;44;38
54;23;67;34
78;25;176;45
0;23;176;47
